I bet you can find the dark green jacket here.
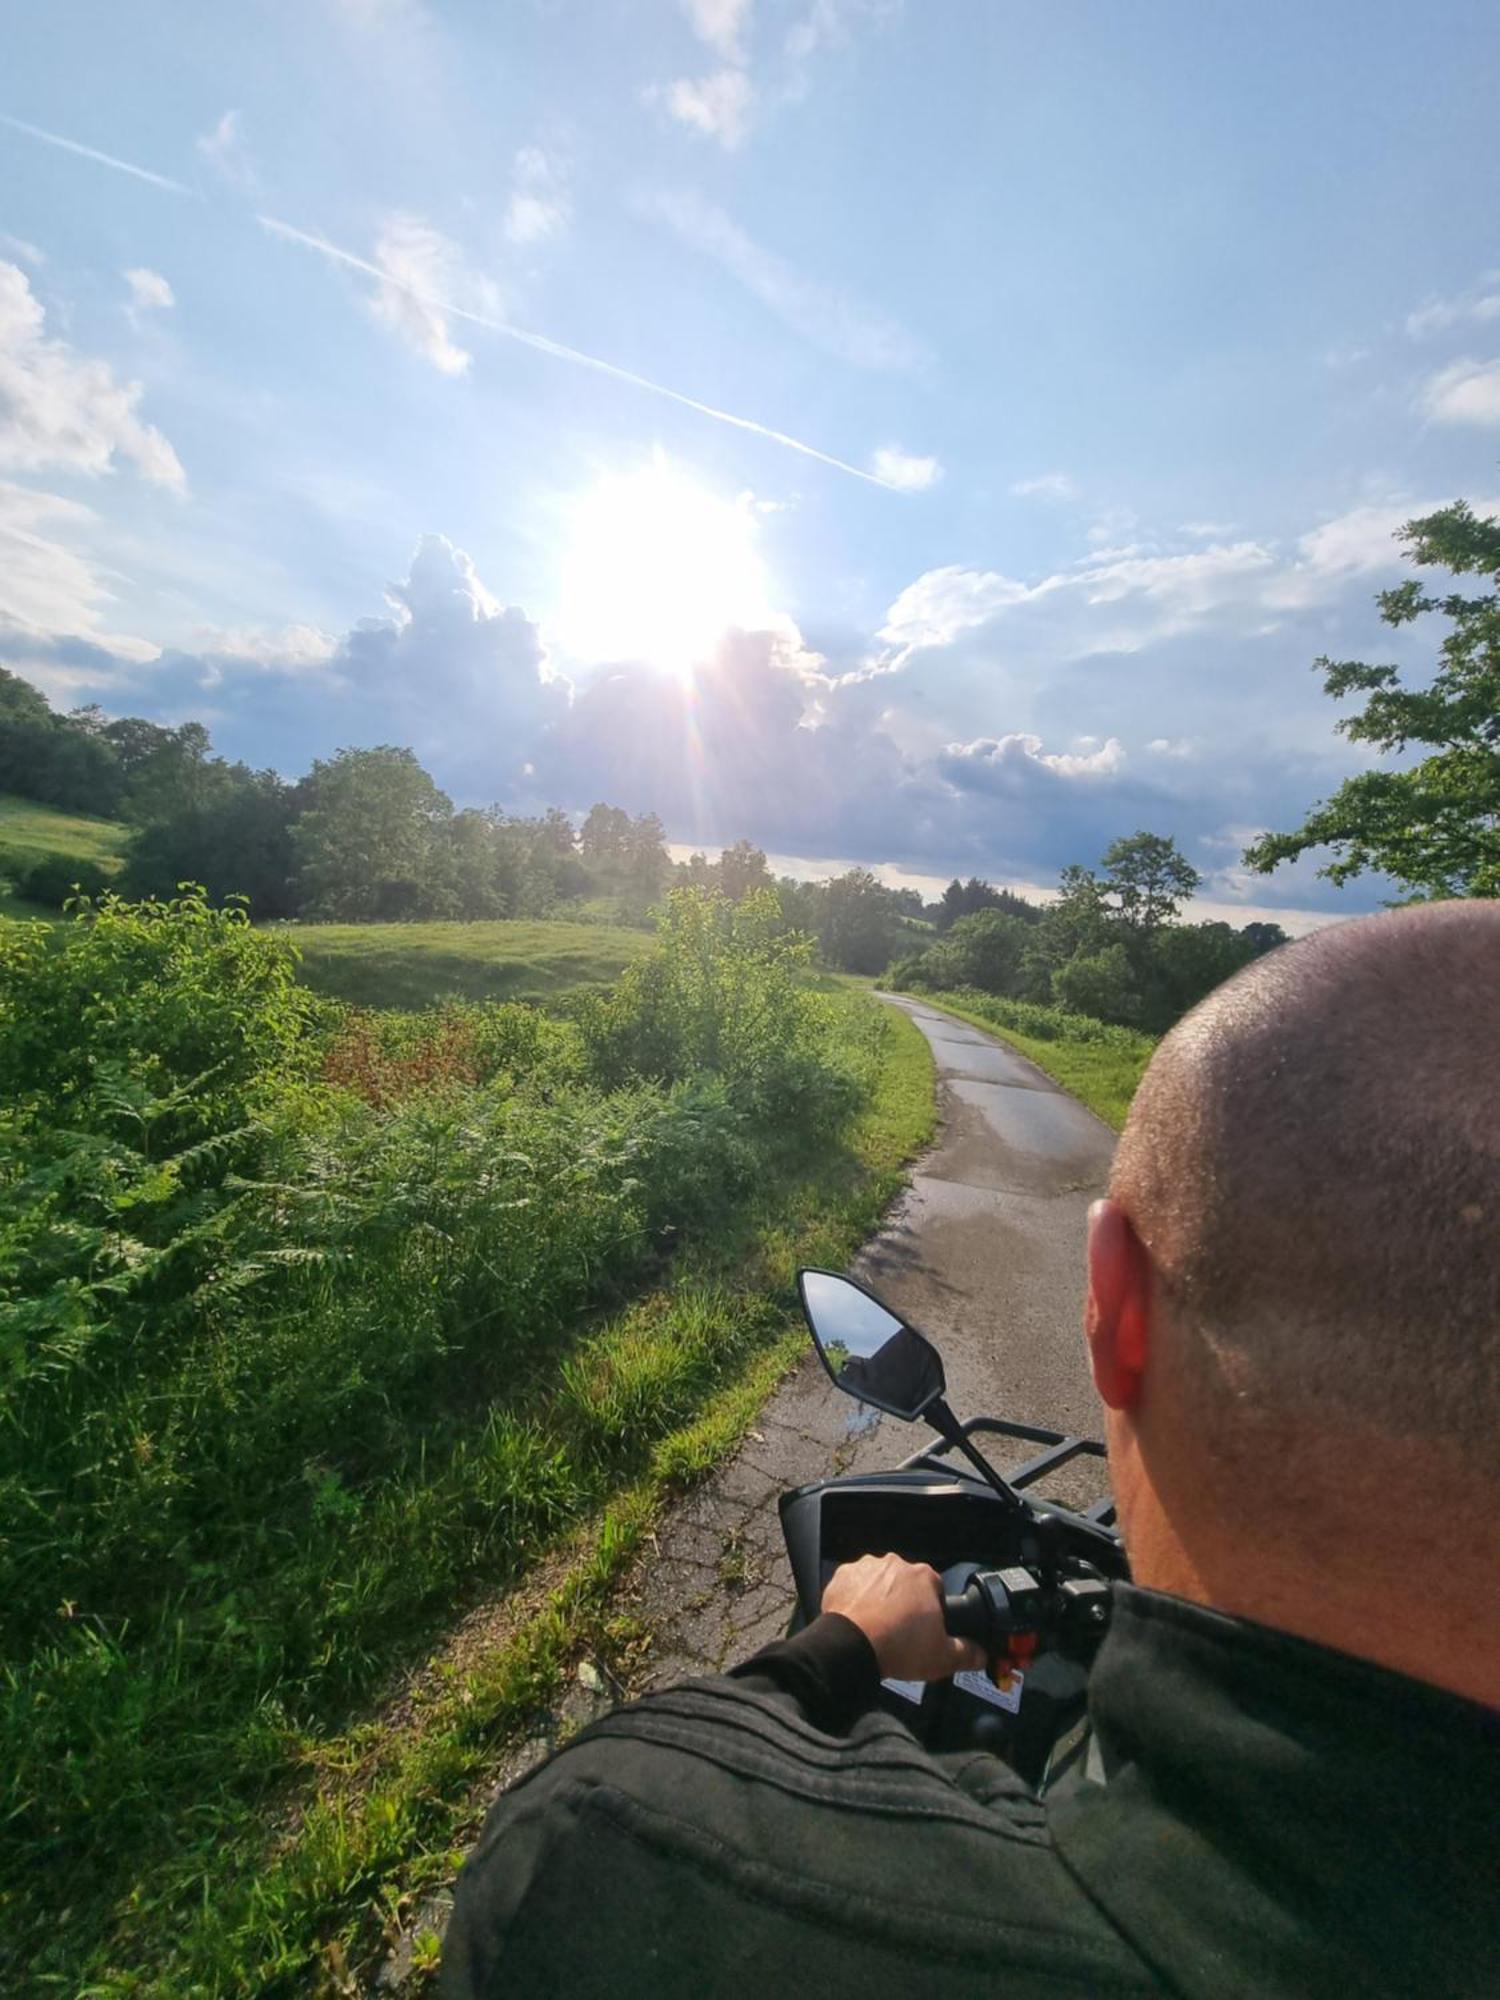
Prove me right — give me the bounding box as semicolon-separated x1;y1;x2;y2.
442;1586;1498;1997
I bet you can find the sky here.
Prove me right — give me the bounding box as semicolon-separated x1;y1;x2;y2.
3;0;1499;929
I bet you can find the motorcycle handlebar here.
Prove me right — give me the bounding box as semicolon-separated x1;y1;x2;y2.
943;1588;992;1642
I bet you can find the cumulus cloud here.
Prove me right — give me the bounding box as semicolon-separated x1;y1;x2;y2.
941;732;1124;783
879;564;1036;650
366;215;479;374
682;0;753;60
653;68;756;147
645;189;925;370
1421;356;1500;428
0;261;185;486
124;267;175;316
195;109;258;191
870;447;941;492
504;147;570;247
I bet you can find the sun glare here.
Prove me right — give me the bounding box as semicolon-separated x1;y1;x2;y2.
555;457;775;678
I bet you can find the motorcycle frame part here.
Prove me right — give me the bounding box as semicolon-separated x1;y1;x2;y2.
899;1413;1119;1531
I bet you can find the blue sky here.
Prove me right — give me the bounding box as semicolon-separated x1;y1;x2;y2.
3;0;1499;926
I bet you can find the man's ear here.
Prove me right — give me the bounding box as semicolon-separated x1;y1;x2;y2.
1085;1199;1151;1411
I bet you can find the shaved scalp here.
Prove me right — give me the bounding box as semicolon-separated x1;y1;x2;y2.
1113;902;1500;1455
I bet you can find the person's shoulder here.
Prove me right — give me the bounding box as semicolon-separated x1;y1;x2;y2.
444;1677;1158;1999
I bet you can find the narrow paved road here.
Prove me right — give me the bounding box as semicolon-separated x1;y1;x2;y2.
377;998;1122;1986
632;995;1120;1688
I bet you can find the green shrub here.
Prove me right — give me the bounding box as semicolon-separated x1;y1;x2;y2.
13;852;115;907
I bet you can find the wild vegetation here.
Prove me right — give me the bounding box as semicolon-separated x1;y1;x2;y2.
0;882;931;1993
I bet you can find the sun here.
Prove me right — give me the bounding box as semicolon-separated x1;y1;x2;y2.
554;455;775;678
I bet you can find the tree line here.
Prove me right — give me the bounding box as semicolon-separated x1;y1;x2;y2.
893;832;1286;1033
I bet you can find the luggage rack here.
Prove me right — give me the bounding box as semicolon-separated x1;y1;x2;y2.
898;1414;1118;1530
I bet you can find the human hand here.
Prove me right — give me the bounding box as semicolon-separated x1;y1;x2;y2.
821;1553;986;1680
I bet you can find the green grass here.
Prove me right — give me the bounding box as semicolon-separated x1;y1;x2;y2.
0;792;131;915
908;986;1157;1131
39;1000;935;1997
283;918;653;1008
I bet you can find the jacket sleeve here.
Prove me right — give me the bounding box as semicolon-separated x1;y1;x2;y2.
727;1611;883;1733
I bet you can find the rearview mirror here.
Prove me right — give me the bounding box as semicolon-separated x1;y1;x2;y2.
797;1269;946;1422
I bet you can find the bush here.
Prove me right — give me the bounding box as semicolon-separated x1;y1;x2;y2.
0;887;312;1143
577;886;862;1133
13;853;115;908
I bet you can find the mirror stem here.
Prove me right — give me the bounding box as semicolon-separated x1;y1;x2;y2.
926;1397;1024;1512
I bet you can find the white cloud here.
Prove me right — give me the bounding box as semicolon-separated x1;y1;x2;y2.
1011;472;1076;502
654;68;756;147
367;214;476;374
0;481;160;699
0;234;45;266
504;147;571;247
0;261;185;487
879;564;1035;648
1147;736;1194;759
185;622;337;673
195;109;257;191
1180;518;1237;539
124;267;175;316
871;447;941;492
940;731;1125;783
1421;356;1500;428
682;0;753;60
647;189;924;370
1405;277;1500;339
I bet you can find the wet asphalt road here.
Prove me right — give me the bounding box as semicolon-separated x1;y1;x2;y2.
633;994;1120;1686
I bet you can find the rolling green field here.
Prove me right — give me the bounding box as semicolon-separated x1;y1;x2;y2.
0;793;131;915
285;917;653;1007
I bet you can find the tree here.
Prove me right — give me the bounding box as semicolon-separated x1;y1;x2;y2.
717;839;773;902
943;910;1031;994
1244;501;1500;899
291;746;452;920
1053;943;1143;1024
126;764;300;918
1100;831;1200;929
818;868;902;974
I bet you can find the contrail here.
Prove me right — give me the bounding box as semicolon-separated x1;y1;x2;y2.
259;213;898;490
0;112;197;197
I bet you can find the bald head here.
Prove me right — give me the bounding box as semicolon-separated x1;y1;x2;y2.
1113;901;1500;1458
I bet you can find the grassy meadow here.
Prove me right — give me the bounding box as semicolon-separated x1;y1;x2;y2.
287;916;652;1008
908;986;1156;1130
0;885;934;1995
0;792;131;916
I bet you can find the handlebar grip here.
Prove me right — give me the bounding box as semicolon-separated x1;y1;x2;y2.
943;1588;990;1642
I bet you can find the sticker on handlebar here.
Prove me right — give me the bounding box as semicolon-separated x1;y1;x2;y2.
882;1670;1025;1713
953;1667;1025;1714
881;1677;926;1704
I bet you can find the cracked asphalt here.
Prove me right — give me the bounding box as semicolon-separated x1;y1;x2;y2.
632;995;1120;1688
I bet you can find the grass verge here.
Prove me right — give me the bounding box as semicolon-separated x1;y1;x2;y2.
906;987;1155;1131
284;918;652;1008
71;1001;934;1997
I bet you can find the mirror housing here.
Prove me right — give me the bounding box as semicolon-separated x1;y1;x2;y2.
797;1268;946;1423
